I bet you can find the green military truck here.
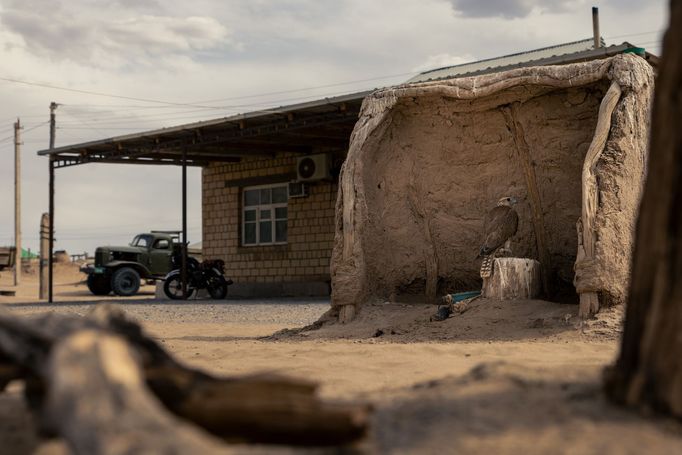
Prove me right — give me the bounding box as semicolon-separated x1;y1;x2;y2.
86;231;180;297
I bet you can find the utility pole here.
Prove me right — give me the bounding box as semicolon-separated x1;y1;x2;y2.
39;213;49;299
14;119;22;286
48;102;58;303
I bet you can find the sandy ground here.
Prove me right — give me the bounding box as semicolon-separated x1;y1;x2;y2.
1;264;681;454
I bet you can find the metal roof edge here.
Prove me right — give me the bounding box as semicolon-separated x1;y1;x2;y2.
410;42;647;84
416;37;596;77
37;89;372;156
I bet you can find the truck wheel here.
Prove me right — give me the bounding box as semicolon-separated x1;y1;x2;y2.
111;267;140;297
87;274;111;296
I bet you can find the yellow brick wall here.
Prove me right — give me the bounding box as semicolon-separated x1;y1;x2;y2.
202;155;337;285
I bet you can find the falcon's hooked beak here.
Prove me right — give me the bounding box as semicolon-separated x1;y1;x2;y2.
497;196;518;206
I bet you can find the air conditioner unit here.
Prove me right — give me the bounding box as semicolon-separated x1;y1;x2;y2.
288;181;308;198
296;154;331;182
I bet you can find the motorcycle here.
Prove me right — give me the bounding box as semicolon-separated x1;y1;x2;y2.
163;252;233;300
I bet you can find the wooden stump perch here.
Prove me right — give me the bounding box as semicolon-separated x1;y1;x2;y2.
0;305;369;453
483;258;542;300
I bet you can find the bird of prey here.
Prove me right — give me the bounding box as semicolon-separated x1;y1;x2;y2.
479;196;519;278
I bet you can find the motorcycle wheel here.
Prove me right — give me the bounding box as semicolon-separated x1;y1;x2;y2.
163;275;196;300
207;275;228;299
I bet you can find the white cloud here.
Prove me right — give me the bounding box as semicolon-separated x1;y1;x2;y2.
0;0;668;255
0;1;237;68
447;0;587;19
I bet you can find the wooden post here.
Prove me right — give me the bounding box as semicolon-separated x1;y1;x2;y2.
13;118;21;286
577;81;622;318
39;213;49;300
181;148;188;300
501;104;552;296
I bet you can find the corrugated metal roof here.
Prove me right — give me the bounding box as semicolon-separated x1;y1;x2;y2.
407;37;604;83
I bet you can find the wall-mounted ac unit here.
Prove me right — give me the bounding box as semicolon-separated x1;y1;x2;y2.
288;181;308;198
296;154;331;181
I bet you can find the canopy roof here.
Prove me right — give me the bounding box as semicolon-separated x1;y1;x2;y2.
38;91;370;168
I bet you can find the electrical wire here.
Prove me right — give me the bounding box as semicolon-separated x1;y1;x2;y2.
604;29;664;40
0;76;225;109
0;120;49;144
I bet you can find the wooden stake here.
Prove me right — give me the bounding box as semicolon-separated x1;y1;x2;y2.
39;213;49;300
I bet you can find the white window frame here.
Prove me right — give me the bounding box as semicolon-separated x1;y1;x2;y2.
242;183;288;246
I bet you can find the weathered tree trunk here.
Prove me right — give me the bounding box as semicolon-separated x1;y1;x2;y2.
605;0;682;417
0;305;369;451
482;258;541;300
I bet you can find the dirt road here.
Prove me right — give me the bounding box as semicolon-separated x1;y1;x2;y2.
1;264;681;453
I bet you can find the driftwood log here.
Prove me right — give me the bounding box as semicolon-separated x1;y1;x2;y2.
575;81;622;318
605;0;682;419
0;305;369;453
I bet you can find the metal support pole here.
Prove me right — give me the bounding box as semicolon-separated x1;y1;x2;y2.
48;157;54;303
14;118;21;286
49;102;57;149
48;101;57;303
181;148;188;299
592;7;601;49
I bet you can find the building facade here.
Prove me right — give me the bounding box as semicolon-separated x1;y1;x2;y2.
202;154;339;296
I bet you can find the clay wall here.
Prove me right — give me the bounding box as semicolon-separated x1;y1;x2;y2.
361;83;607;297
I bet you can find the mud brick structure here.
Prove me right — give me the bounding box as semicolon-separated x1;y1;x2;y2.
332;54;654;320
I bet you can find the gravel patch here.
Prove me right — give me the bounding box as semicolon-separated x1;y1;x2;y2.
3;297;330;327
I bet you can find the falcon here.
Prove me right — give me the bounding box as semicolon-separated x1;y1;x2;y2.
479;196;519;278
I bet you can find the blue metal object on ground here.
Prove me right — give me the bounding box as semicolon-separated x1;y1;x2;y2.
452;290;481;301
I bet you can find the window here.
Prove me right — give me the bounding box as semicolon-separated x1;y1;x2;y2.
154;239;170;249
243;184;288;245
131;234;152;248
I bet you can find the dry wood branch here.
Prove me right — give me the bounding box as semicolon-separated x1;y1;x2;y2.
407;164;439;300
576;81;622;318
45;330;226;454
501;104;553;296
0;305;370;449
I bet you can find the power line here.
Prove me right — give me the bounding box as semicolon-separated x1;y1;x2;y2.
0;121;49;144
604;29;664;40
0;76;225;109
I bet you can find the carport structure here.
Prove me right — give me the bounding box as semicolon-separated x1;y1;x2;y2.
37;91;368;302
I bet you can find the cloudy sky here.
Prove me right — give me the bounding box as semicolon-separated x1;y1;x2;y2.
0;0;668;255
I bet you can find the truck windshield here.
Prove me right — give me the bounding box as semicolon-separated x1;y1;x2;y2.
130;235;152;248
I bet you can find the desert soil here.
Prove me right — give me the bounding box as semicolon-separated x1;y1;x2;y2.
1;263;681;454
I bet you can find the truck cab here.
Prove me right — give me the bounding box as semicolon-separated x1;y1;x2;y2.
87;231;181;296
